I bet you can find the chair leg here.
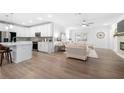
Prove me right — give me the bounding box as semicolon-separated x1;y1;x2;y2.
9;52;12;63
6;53;10;64
0;53;4;66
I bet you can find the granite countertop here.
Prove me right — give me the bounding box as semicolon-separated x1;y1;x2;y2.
0;41;32;47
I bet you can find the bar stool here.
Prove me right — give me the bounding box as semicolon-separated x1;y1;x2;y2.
0;44;13;66
6;48;13;64
0;50;6;66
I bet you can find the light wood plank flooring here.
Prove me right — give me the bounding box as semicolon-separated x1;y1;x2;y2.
0;48;124;79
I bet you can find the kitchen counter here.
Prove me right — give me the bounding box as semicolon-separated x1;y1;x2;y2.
0;41;32;46
0;41;33;63
38;42;54;53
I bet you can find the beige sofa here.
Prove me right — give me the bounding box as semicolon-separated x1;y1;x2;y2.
66;43;88;61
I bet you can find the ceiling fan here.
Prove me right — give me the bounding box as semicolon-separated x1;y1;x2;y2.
81;20;94;27
74;13;94;27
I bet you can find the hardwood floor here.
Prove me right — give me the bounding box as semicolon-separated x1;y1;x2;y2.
0;48;124;79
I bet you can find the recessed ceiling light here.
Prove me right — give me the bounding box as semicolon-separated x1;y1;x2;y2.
5;26;9;30
9;24;13;29
37;17;43;20
48;14;53;18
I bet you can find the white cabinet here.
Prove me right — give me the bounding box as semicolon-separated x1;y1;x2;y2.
15;26;30;37
0;23;8;31
17;31;23;37
10;42;32;63
15;26;25;37
0;23;53;37
38;42;49;53
29;28;35;37
30;23;53;37
38;42;53;53
24;28;30;37
16;44;32;62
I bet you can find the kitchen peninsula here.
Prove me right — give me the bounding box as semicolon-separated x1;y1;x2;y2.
0;41;32;63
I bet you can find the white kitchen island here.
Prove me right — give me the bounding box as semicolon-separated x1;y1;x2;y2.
0;41;32;63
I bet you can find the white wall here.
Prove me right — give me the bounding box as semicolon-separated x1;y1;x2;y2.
53;23;66;39
66;26;111;49
87;26;111;49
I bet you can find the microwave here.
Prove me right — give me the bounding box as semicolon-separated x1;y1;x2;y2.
35;32;41;37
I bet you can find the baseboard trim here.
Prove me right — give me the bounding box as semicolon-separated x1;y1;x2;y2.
115;52;124;59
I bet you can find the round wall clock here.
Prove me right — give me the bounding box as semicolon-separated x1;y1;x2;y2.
96;32;105;39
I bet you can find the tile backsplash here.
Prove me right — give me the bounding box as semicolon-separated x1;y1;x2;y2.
16;37;53;42
16;37;31;41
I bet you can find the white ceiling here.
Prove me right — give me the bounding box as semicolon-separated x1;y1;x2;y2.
0;13;123;28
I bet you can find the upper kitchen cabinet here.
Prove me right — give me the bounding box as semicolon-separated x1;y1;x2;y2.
14;26;29;37
0;22;53;37
29;27;35;37
0;23;10;31
30;23;53;37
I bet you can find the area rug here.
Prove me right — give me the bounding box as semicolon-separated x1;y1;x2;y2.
88;49;98;58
